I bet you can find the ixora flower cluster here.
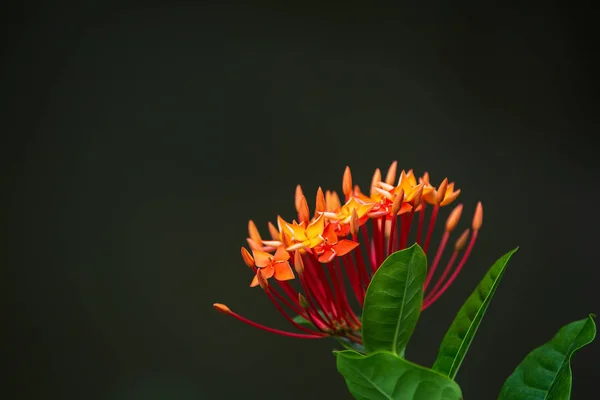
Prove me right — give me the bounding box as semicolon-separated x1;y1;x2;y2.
214;162;482;345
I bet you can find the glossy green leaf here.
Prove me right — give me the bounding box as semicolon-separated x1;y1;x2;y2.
362;244;427;356
335;350;463;400
433;248;518;379
498;315;596;400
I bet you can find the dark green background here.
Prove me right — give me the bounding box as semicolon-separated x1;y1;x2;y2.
5;2;598;399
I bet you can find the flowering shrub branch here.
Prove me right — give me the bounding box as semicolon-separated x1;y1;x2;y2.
213;162;596;400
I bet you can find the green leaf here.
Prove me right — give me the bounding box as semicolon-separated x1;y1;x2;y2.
433;248;518;379
335;350;463;400
498;314;596;400
362;244;427;357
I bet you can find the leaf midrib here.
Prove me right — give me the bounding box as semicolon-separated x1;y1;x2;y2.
543;321;591;399
347;361;394;400
391;249;417;356
447;254;510;378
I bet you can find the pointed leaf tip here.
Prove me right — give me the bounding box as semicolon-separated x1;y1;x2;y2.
433;247;518;379
499;315;596;400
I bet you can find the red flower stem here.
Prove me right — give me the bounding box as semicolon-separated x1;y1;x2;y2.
299;272;335;328
307;253;338;319
265;289;326;335
370;219;381;268
327;261;348;325
394;217;401;251
304;253;336;316
387;216;397;258
277;281;302;309
423;231;450;291
333;258;361;328
378;217;386;265
361;225;377;272
341;253;363;304
423;251;458;306
416;203;426;245
270;285;305;315
224;309;325;339
399;210;415;250
423;204;440;254
303;260;336;321
304;307;330;332
346;252;366;303
352;232;371;289
422;230;478;309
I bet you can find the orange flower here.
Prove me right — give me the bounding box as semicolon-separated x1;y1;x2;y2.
313;224;360;263
279;214;326;251
215;160;481;345
250;246;294;287
420;175;461;206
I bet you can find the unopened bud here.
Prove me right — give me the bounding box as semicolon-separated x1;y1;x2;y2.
256;269;269;289
445;204;463;232
213;303;231;314
455;229;470;251
385;160;398;185
376;181;395;191
472;202;483;231
315;187;326;215
295;185;304;211
246;238;261;251
350;209;359;235
370;168;382;197
248;220;262;243
436;178;448;204
343;166;353;198
411;185;424;207
294;251;305;274
392;189;405;215
373;186;394;200
267;221;280;240
241;247;255;268
326;190;342;212
298;293;309;309
298;195;310;223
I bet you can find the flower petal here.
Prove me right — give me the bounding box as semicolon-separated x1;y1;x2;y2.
252;249;272;268
333;240;359;256
261;264;275;279
322;223;338;244
306;214;325;238
273;245;290;262
397;202;413;215
248;220;262;244
440;186;460;206
273;262;294;281
318;249;336;263
307;236;324;248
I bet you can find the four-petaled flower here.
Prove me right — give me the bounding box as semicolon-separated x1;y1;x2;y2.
279;213;326;251
313;223;360;263
250;246;294;287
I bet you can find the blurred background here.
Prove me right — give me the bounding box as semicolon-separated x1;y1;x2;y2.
4;1;598;399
